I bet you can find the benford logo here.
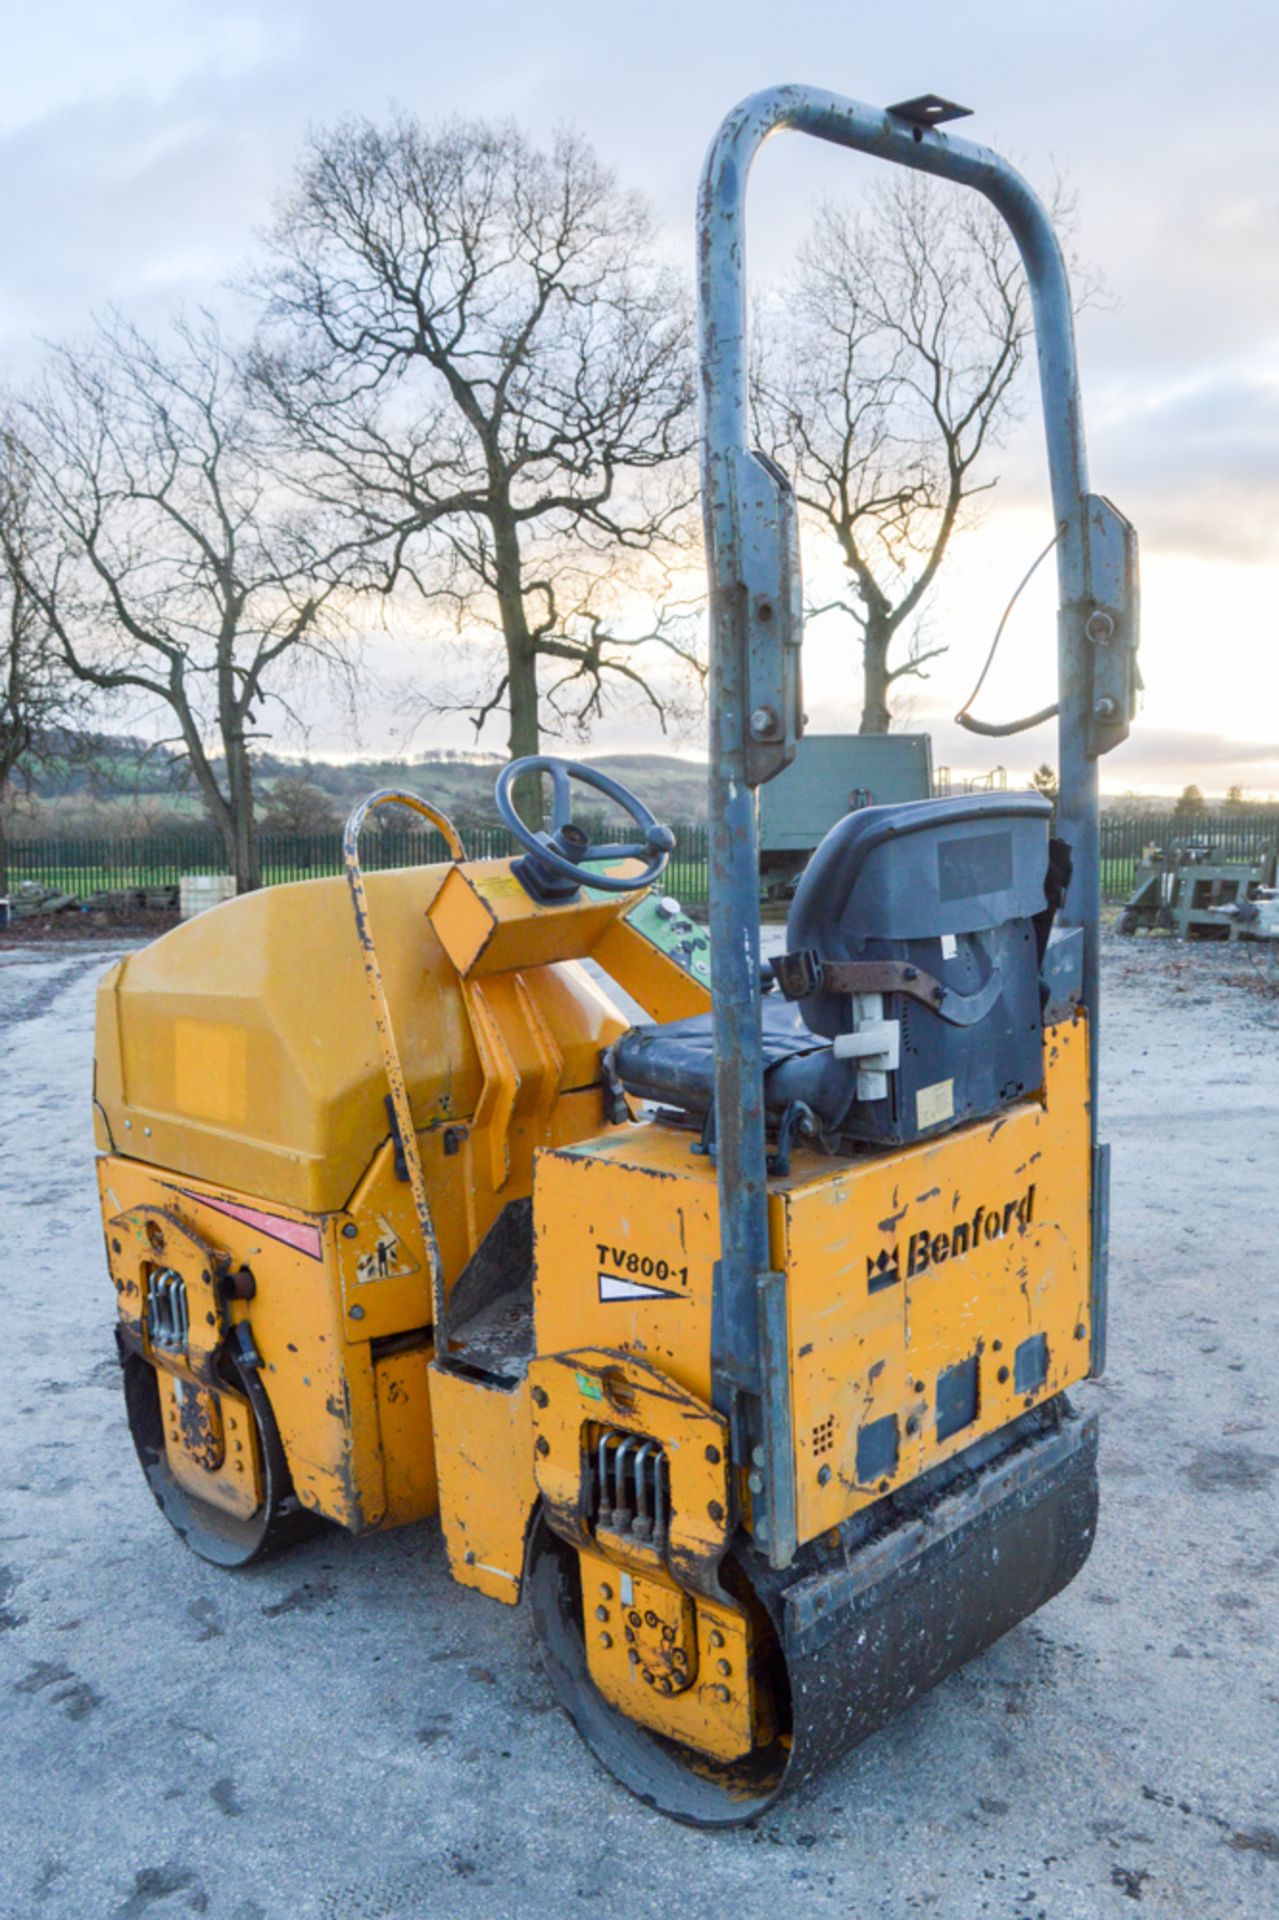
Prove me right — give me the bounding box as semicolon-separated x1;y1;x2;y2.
867;1184;1036;1291
865;1247;900;1293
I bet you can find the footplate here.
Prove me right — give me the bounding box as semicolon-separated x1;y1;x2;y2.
777;1403;1099;1793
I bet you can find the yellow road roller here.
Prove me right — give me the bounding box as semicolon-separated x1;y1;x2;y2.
92;86;1139;1824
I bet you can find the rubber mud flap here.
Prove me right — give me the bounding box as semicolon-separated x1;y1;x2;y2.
778;1405;1099;1792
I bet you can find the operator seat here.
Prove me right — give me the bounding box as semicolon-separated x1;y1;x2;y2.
612;792;1062;1148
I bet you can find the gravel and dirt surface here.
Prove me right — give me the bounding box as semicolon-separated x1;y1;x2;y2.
1;930;1276;1920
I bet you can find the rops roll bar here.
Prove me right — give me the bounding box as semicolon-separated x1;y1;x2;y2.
696;86;1138;1567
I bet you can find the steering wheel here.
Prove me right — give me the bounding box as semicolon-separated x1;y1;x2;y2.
494;756;676;896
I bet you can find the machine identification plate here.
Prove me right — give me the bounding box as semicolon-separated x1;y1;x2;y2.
916;1078;955;1129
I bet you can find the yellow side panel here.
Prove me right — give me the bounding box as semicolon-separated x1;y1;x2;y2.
531;1023;1092;1557
172;1018;249;1125
784;1019;1093;1544
95;866;474;1213
429;1365;537;1605
533;1126;721;1403
375;1347;439;1526
97;1156;387;1533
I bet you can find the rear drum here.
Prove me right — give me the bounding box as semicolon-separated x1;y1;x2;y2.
119;1340;321;1567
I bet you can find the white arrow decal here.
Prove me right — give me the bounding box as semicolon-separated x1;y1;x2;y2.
598;1271;680;1303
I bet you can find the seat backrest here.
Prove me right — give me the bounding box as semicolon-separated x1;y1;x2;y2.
787;792;1052;1039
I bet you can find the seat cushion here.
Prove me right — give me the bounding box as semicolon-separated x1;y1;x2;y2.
612;997;854;1128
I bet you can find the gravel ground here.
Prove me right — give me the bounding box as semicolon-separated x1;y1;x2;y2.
1;930;1277;1920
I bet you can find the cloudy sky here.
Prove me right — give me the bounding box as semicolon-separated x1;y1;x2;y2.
3;0;1276;794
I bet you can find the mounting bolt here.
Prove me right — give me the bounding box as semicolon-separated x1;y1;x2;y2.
342;1222;358;1240
1086;609;1116;644
599;1583;612;1600
708;1629;725;1649
535;1436;550;1456
717;1658;732;1677
599;1632;612;1650
531;1385;548;1408
712;1684;731;1704
817;1464;832;1486
749;706;777;739
747;1470;764;1494
1093;695;1118;721
594;1605;609;1623
348;1303;365;1321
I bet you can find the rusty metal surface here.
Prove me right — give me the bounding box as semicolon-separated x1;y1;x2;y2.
342;787;459;1324
527;1348;732;1600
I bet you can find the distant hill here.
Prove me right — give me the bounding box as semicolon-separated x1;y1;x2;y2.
14;729;1275;835
10;733;712;830
254;749;711;823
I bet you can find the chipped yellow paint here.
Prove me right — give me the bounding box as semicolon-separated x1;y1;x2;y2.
375;1347;440;1526
338;1138;433;1344
429;1365;538;1604
99;1155;389;1534
533;1130;723;1403
156;1371;261;1519
578;1545;760;1763
784;1017;1093;1542
527;1349;730;1594
94;866;472;1212
533;1018;1091;1552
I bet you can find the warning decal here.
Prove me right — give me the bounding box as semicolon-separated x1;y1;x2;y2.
356;1216;420;1284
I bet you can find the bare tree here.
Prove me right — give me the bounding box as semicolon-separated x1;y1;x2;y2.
0;427;88;892
14;312;359;891
756;173;1051;733
252;116;700;802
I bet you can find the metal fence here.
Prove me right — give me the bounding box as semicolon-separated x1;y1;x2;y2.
4;822;715;906
1096;812;1278;902
6;811;1276;910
